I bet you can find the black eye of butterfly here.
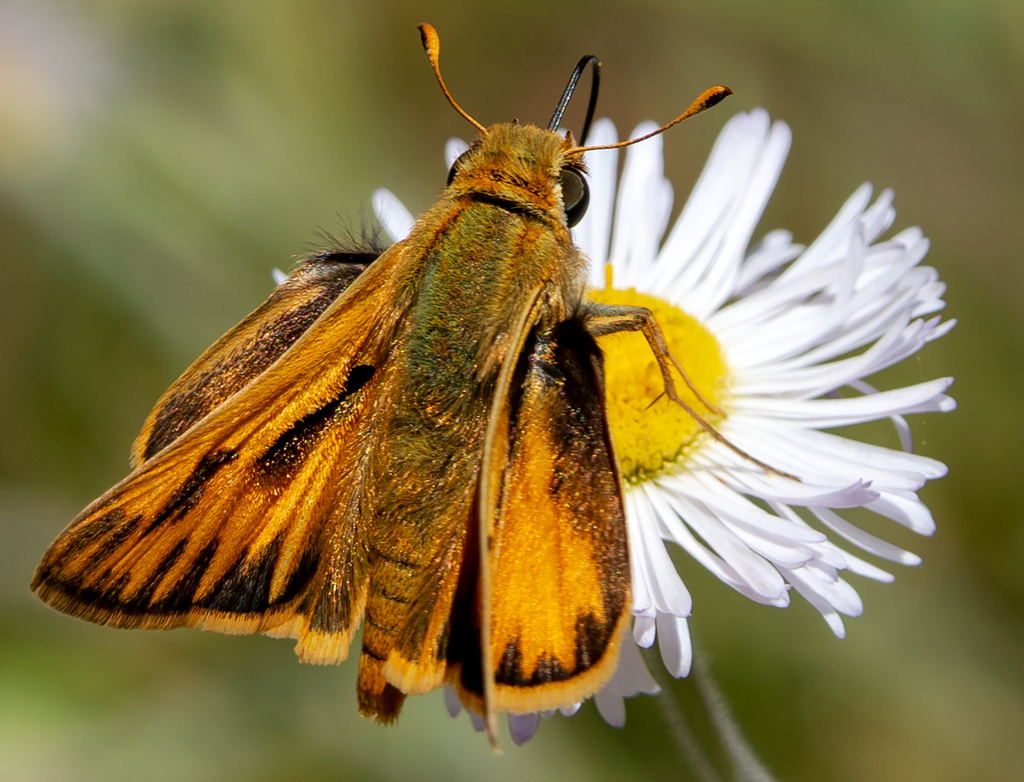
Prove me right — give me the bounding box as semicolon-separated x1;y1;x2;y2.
560;167;589;227
446;150;470;186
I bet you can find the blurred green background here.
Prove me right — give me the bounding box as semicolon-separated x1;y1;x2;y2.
2;1;1022;780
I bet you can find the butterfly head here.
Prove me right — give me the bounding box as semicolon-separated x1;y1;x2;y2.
419;23;729;233
444;125;589;229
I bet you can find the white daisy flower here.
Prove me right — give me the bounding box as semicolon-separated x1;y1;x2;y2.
371;109;954;744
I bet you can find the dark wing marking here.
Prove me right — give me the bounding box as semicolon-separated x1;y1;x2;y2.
133;250;377;466
33;246;410;667
448;316;631;720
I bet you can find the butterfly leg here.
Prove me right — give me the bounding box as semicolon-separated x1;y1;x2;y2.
580;302;796;479
581;302;722;415
581;302;722;410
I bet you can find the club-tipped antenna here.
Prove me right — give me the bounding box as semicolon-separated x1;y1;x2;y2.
571;85;733;153
547;55;601;145
419;24;487;135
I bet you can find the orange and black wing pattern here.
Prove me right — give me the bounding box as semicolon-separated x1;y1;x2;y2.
132;248;378;467
450;316;631;719
32;245;409;667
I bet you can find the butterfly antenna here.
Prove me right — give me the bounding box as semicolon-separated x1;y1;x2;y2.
572;85;732;153
419;24;487;135
548;54;601;144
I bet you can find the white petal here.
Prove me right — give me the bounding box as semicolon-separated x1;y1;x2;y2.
709;419;933;495
443;686;462;718
728;378;955;425
633;614;657;648
848;379;915;452
608;123;673;287
867;491;937;535
779;184;875;279
657;613;693;678
786;565;863;621
594;639;659;728
735;229;804;292
659;110;773;290
783;568;849;638
508;712;540;746
372;188;414;242
676;472;828;543
721;418;947;483
732;313;948;398
625;490;657;617
652;483;791;604
444;137;468;168
671;119;791;317
640;484;787;605
810;507;922;565
595;690;626;728
578;118;619;282
635;491;693;616
604;634;660;697
686;441;881;507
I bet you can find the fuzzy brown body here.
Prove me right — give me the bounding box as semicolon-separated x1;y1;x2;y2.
32;122;633;729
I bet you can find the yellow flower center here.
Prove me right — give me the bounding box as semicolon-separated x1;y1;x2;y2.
588;271;729;484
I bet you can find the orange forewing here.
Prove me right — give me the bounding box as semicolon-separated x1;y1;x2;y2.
132;249;378;467
32;246;411;665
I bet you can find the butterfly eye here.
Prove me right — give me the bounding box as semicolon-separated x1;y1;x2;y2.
560;167;589;227
446;150;471;186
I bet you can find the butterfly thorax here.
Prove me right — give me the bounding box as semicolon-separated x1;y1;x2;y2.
398;123;591;379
